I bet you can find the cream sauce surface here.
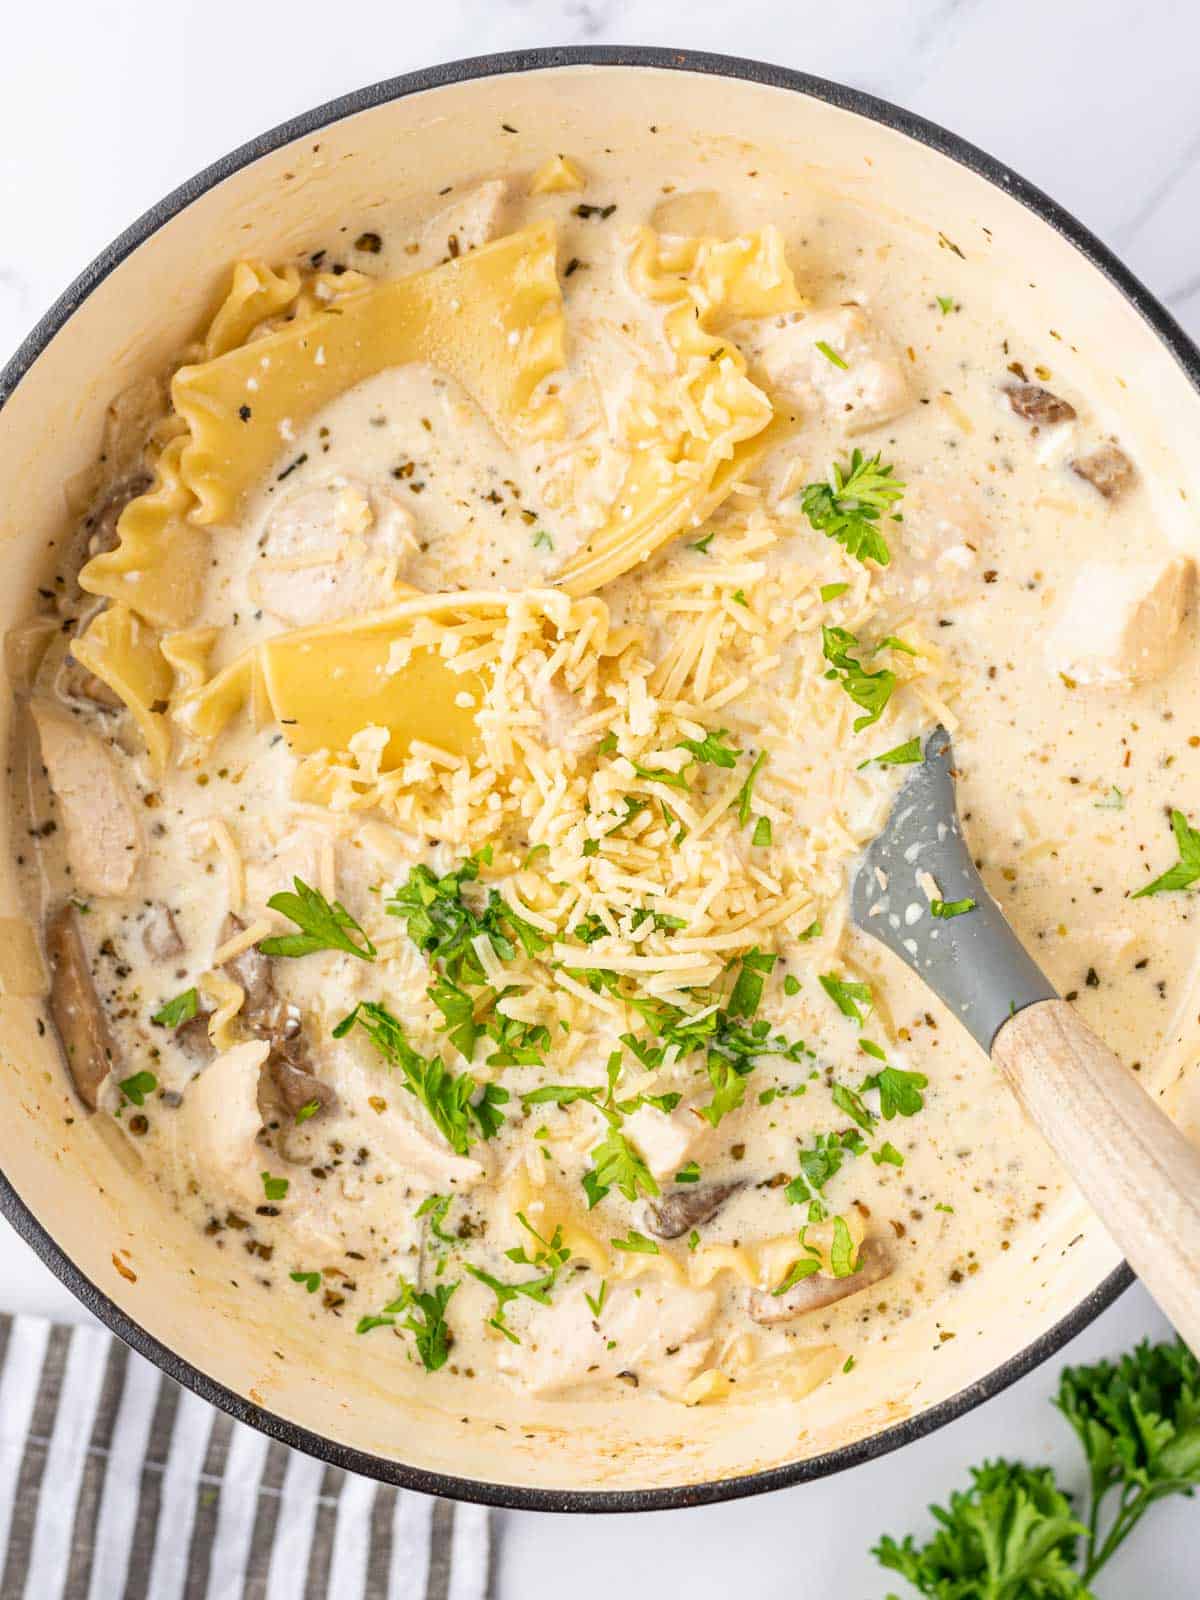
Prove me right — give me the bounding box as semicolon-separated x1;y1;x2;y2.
13;155;1200;1411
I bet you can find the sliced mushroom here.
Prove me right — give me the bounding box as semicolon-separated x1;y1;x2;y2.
221;916;277;1034
1005;383;1076;426
747;1238;892;1326
264;1052;339;1122
173;1011;214;1065
644;1180;742;1239
141;903;183;962
220;918;339;1130
46;904;116;1110
1070;442;1136;501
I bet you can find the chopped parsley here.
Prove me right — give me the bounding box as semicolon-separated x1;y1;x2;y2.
801;450;905;568
259;877;377;961
583;1127;659;1209
785;1130;866;1211
829;1214;860;1277
118;1070;157;1107
465;1214;571;1343
676;728;741;768
822;625;900;731
674;1161;701;1184
334;1001;507;1154
858;736;922;770
872;1141;905;1168
151;988;198;1028
865;1064;928;1119
814;339;849;370
820;581;850;602
294;1098;320;1124
752;815;773;847
621;949;810;1128
819;972;873;1024
355;1279;457;1371
290;1270;321;1294
930;897;977;919
610;1228;660;1255
260;1172;289;1202
735;751;767;826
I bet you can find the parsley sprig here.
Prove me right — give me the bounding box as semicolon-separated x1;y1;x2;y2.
801;449;905;568
874;1339;1200;1596
259;877;377;961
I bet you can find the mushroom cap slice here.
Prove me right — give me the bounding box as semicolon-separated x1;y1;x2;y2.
46;904;117;1111
747;1237;892;1325
644;1180;743;1239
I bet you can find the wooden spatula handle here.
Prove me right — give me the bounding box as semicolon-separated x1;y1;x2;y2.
992;998;1200;1352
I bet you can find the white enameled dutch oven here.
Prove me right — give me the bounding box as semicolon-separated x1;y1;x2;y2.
2;48;1198;1510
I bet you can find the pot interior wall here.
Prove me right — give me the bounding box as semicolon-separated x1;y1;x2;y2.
0;61;1196;1494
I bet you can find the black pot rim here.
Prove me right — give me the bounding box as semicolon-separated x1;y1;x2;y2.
1;43;1184;1514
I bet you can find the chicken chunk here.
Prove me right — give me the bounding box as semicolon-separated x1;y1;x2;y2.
759;306;911;433
32;703;142;897
175;1041;348;1252
747;1238;892;1325
623;1097;718;1182
884;481;987;607
1049;556;1195;688
497;1277;716;1396
252;481;417;626
408;180;511;271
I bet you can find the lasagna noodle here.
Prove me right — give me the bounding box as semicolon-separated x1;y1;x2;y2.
557;226;804;595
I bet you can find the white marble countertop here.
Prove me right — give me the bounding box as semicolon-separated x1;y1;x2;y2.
1;1;1197;1592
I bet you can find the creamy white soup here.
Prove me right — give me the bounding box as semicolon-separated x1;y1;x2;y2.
11;152;1199;1409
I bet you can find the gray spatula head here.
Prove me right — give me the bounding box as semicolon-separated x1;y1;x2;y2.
850;725;1056;1052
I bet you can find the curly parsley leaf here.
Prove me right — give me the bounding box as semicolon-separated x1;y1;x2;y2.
801;449;904;568
259;877;377;961
874;1460;1090;1599
1056;1339;1200;1579
1131;809;1200;898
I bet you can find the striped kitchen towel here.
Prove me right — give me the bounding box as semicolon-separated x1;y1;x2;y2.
0;1313;492;1599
